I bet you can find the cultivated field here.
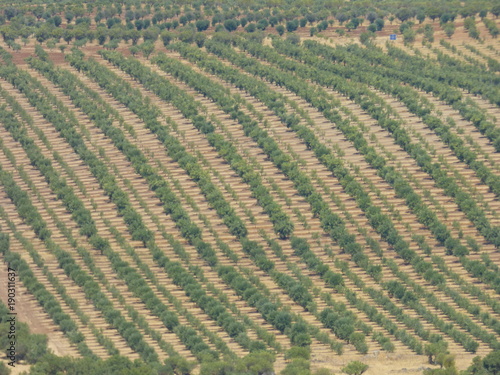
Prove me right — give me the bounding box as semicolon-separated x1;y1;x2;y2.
0;9;499;375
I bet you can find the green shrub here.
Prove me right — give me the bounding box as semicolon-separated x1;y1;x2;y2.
342;361;368;375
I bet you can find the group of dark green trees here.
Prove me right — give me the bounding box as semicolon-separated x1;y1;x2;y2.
0;0;499;50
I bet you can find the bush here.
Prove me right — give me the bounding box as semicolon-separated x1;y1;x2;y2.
286;20;299;32
245;23;257;33
342;361;368;375
424;341;448;364
403;28;416;45
140;42;155;59
349;332;368;354
178;28;196;44
286;33;301;45
0;306;48;365
224;19;239;32
195;19;210;32
0;361;10;375
129;45;139;56
359;31;374;45
273;311;292;333
382;340;395;352
241;351;275;374
194;33;206;48
199;351;275;375
396;8;413;22
375;18;385;31
281;358;310;375
285;346;310;361
257;19;269;30
483;350;500;374
161;356;196;375
160;31;173;46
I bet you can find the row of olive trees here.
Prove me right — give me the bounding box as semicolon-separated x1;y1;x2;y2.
64;48;327;354
387;39;500;106
151;52;295;240
189;38;382;274
294;39;500;257
155;47;430;356
483;18;499;37
0;296;49;364
0;105;98;240
152;41;378;338
317;39;500;203
153;46;425;356
0;74;166;362
0;165;51;240
260;38;500;345
9;72;219;354
0;235;90;357
167;41;430;353
323;248;427;354
206;38;492;352
0;174;92;355
2;3;497;53
97;50;251;241
218;265;315;349
3;0;498;32
93;49;348;353
432;255;500;328
30;50;260;356
1;53;232;362
212;36;429;272
0;85;129;358
346;42;500;254
171;40;442;353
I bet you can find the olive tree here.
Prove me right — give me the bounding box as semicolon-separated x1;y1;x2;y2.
342;361;368;375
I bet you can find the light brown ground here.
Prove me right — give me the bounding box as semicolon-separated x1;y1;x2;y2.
0;270;76;360
0;14;498;375
307;349;481;374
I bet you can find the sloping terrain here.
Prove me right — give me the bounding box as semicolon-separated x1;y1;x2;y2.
0;14;499;374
